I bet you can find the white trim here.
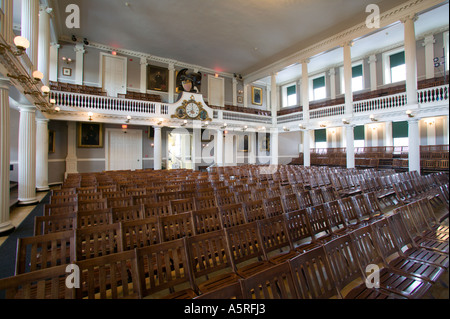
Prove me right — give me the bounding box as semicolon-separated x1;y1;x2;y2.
77;158;106;162
444;31;449;72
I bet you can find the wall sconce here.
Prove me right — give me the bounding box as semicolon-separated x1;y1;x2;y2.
299;124;305;129
258;126;266;131
283;126;290;132
181;120;188;127
342;119;350;125
242;125;248;131
125;115;131;124
61;56;74;64
41;85;50;95
151;143;154;148
32;71;44;83
88;112;93;121
55;107;61;112
157;118;163;125
370;114;378;122
202;121;209;128
425;119;435;126
50;98;56;106
372;125;378;131
406;110;414;118
319;123;327;128
330;128;336;134
0;36;30;56
221;123;228;129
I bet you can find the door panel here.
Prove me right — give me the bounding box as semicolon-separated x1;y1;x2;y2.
106;129;142;171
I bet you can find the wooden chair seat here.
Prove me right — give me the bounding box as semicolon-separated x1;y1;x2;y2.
235;260;274;279
194;282;243;299
197;272;241;294
159;288;198;299
343;280;407;299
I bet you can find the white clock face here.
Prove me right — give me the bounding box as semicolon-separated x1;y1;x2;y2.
186;103;200;118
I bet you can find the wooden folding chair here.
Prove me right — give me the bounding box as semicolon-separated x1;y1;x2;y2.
75;224;123;261
306;204;335;244
44;202;78;216
240;262;299;299
76;250;140;299
243;200;268;223
406;201;449;242
0;265;75;299
296;190;314;210
216;193;237;207
194;282;243;299
107;196;133;208
135;238;197;299
16;230;75;275
281;194;302;214
121;217;161;250
144;201;172;217
77;209;113;228
263;196;284;218
50;194;78;204
194;195;217;210
186;230;241;294
323;200;351;237
158;212;195;242
338;197;366;229
191;208;223;235
416;198;449;234
78;199;108;212
111;204;145;223
219;203;247;228
283;209;321;253
34;213;77;236
170;198;196;215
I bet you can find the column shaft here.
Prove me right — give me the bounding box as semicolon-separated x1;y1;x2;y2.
343;42;353;115
403;15;418;106
216;130;224;167
303;130;311;167
21;0;40;69
36;119;49;191
301;61;310;122
346;125;355;169
38;6;52;86
153;127;162;170
408;119;421;173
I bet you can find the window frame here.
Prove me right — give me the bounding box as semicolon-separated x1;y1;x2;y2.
281;82;298;108
340;60;364;94
309;73;327;102
382;47;406;85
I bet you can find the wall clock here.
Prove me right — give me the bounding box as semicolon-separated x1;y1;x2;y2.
172;95;212;121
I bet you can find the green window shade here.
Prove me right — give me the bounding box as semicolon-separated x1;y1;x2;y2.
287;85;296;96
354;125;365;140
352;65;363;78
315;129;327;143
393;121;408;138
313;77;325;89
390;51;405;68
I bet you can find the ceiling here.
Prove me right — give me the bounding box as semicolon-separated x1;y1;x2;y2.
38;0;417;75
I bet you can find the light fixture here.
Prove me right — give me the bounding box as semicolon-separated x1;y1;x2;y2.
41;85;50;95
32;70;44;82
122;124;128;129
0;36;30;56
319;123;327;128
181;120;188;127
243;125;248;131
330;128;336;134
342;119;350;125
406;110;414;118
125;115;131;123
202;121;209;128
55;107;61;112
61;56;73;64
83;38;89;46
157;118;163;125
50;99;56;105
221;123;228;129
72;35;78;42
283;126;290;132
88;112;94;121
425;119;435;126
298;124;305;129
370;114;378;122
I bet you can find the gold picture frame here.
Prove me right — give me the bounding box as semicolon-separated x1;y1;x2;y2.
78;123;103;148
252;86;263;106
148;65;169;92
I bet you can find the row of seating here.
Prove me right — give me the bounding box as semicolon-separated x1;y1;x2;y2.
49;81;106;96
1;195;447;299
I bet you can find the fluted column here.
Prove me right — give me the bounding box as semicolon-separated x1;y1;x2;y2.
168;63;175;103
0;79;15;236
21;0;40;69
3;0;14;45
303;129;311;167
423;35;435;80
402;14;419;106
408;119;420;173
38;5;52;86
49;43;60;83
36;118;50;191
270;72;278;117
153;127;162;170
232;78;238;106
301;60;310;122
329;68;336;100
342;41;354;115
18;105;38;205
65;121;78;178
368;54;378;91
216;130;224;167
74;44;85;85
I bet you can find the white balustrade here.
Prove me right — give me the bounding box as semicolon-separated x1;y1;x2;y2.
310;104;345;119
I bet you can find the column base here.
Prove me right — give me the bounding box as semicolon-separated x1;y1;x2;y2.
36;186;50;192
0;222;15;237
18;198;39;206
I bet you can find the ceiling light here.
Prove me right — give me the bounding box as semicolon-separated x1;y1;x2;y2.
14;36;30;51
55;107;61;112
41;85;50;94
32;70;44;82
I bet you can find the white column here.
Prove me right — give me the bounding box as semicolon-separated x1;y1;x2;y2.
270;129;279;166
270;72;278;120
385;121;393;147
0;79;15;235
232;78;238;106
49;43;60;83
192;122;202;169
18;105;38;205
153;127;162;170
423;35;436;80
329;68;336;100
402;14;419;106
65;122;78;178
301;60;310;122
368;54;378;91
74;43;85;85
346;125;355;169
342;41;353;115
216;130;224;166
444;116;449;145
249;132;257;165
3;0;14;45
303;129;311;167
168;63;175;103
408;119;420;173
36;118;50;191
140;57;148;94
21;0;40;69
38;5;52;86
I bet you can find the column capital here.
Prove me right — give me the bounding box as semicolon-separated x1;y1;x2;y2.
153;126;162;131
400;13;418;24
36;117;49;123
50;42;61;49
140;57;148;65
39;5;53;15
328;68;336;76
300;58;310;65
368;54;377;64
168;63;175;71
0;78;12;90
74;43;85;54
422;34;435;46
340;41;354;48
18;104;36;113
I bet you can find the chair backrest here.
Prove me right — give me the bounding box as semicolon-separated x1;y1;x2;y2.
78;199;108;212
406;201;431;234
393;205;419;238
194;282;243;299
170;198;196;214
297;191;313;210
135;238;195;298
323;200;347;232
386;214;415;250
76;250;140;299
121;217;160;250
156;191;178;202
219;203;247;228
76;208;113;228
309;189;325;206
34;213;77;236
351;194;371;221
78;192;103;201
283;209;315;246
235;190;253;203
186;230;235;281
240;262;299;299
144;201;172;217
371;218;402;264
225;222;265;266
216;193;237;207
364;192;383;218
195;195;217;210
16;230;75;275
75;223;123;261
322;235;364;298
191;208;223;235
243;200;267;223
349;225;384;270
50;194;78;204
263;196;284;218
416;198;438;227
107;196;133;208
44;202;78;216
158;212;195;242
321;186;339;203
111;204;144;223
257;216;293;257
0;265;75;299
288;246;338;299
281;194;301;213
132;194;157;205
306;204;333;238
338;198;360;224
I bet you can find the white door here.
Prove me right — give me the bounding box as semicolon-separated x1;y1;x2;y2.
106;129;142;171
102;54;127;97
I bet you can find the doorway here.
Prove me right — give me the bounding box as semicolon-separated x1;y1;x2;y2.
101;53;127;97
105;128;142;171
167;131;193;170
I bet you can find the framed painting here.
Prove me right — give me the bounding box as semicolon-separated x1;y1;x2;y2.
148;65;169;92
48;130;55;153
252;86;263;106
62;67;72;76
78;123;103;148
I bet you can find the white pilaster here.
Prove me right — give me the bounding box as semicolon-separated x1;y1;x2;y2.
192;122;202;169
385;121;393;147
402;14;419;106
38;5;52;86
243;84;249;108
423;35;436;80
153;127;162;170
232;78;238;106
21;0;40;69
329;68;336;100
270;129;279;166
301;60;310;122
216;130;224;167
0;79;15;235
140;57;148;94
408;119;420;174
270;72;278;117
3;0;14;45
65;121;78;178
168;63;175;103
36;118;50;191
368;54;378;91
249;132;257;165
303;129;311;167
74;43;85;85
346;125;355;169
342;41;353;115
18;105;38;205
49;43;60;83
